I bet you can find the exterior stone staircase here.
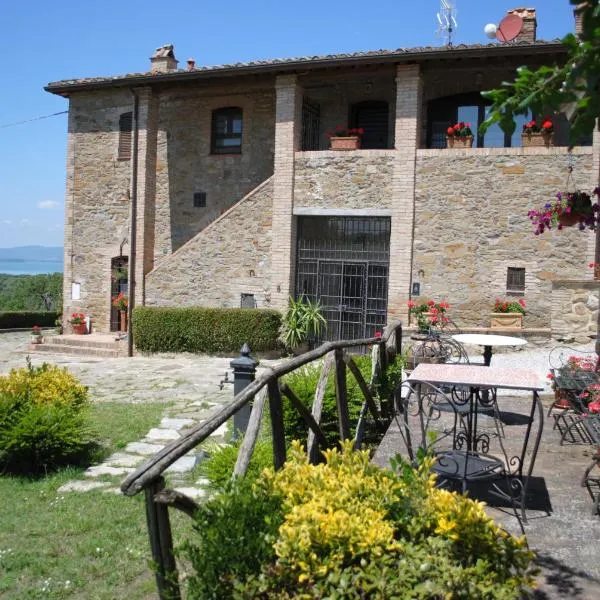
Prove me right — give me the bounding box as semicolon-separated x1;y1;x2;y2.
29;333;128;358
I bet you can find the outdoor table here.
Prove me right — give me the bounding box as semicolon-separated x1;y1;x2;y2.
405;363;544;522
452;333;528;366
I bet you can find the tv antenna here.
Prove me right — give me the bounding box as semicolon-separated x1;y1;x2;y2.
436;0;458;46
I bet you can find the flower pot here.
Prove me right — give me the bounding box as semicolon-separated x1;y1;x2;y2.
329;136;361;150
554;389;571;409
522;132;554;147
446;135;473;149
558;212;580;227
490;313;523;329
30;334;43;344
72;323;87;335
119;310;128;332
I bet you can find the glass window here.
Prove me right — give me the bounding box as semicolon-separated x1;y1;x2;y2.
211;107;243;154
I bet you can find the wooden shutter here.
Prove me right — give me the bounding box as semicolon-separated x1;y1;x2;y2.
118;112;133;161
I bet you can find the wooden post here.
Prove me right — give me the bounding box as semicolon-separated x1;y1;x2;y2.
268;379;286;469
280;383;329;448
344;355;381;425
233;389;267;478
307;352;333;463
334;348;350;440
144;477;180;600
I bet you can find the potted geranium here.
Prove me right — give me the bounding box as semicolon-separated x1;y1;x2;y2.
408;299;450;334
326;125;364;150
112;292;128;332
70;312;87;334
522;117;554;147
31;325;43;344
491;298;526;329
446;122;473;148
528;188;598;234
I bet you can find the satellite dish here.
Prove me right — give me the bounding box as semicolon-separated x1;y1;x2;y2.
484;23;497;39
496;14;523;42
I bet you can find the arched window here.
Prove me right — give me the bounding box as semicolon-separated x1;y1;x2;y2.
427;93;529;149
117;112;133;160
211;107;243;154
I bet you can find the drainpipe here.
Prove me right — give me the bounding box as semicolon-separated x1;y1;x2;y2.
127;89;140;358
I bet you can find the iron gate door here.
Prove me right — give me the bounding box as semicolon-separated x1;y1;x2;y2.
295;217;390;342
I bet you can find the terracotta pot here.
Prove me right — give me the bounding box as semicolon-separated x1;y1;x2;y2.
446;135;473;148
30;334;43;344
72;323;87;335
522;132;554;147
558;212;580;227
554;389;571;409
329;136;361;150
490;312;523;329
119;310;128;332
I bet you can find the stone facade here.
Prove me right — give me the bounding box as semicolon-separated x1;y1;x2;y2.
413;148;595;329
294;151;395;209
551;280;599;342
146;178;273;308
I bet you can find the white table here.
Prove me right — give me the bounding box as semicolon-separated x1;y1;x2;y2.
452;333;528;366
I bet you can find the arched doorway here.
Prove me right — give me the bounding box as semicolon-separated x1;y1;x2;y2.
110;257;128;332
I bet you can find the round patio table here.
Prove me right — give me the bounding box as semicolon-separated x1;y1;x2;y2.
452;333;527;366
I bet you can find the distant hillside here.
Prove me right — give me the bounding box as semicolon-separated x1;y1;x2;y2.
0;246;63;262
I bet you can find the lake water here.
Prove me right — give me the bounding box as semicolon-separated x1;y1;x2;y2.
0;260;63;275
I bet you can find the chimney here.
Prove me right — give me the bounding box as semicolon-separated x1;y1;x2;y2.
507;8;537;42
574;2;586;37
150;44;178;73
187;58;195;70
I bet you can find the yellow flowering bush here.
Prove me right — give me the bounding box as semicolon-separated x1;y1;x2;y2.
0;360;90;474
186;441;537;599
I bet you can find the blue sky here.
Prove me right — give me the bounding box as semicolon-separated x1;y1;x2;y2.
0;0;575;248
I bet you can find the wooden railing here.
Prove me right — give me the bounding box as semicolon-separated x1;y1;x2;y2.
120;321;403;600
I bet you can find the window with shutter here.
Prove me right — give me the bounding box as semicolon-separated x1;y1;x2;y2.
118;112;133;161
211;107;243;154
506;267;525;295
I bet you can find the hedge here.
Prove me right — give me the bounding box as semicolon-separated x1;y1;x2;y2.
0;311;61;329
132;307;282;354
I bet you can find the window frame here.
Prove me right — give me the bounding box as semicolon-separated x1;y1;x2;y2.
211;107;243;155
117;112;133;161
506;267;526;296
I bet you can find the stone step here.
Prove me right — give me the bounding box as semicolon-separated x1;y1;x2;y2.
30;342;123;358
50;335;125;350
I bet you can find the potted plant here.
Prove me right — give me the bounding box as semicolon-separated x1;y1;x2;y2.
445;122;473;148
70;312;87;334
280;295;327;354
408;299;450;334
112;292;128;332
326;125;364;150
491;298;526;329
31;325;43;344
528;189;598;234
522;117;554;147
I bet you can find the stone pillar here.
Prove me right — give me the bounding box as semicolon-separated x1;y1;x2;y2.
574;3;586;37
270;75;302;310
387;64;422;323
587;124;600;275
62;101;76;330
131;87;159;306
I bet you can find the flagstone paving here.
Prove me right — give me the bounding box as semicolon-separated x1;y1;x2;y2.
0;331;278;498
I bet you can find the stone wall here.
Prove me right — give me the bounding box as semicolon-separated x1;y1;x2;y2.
145;178;273;308
414;148;595;329
294;151;395;209
63;90;135;331
551;280;599;342
153;82;275;257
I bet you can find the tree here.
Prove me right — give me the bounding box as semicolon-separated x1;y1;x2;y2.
481;1;600;147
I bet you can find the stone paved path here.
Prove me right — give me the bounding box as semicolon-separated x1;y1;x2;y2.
0;331;277;497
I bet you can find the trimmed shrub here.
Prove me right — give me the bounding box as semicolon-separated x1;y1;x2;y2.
184;442;537;599
0;360;90;474
132;307;281;354
0;311;61;329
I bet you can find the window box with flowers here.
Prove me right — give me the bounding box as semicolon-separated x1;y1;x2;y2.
326;126;364;150
70;312;87;334
522;118;554;147
491;298;526;329
408;299;450;334
445;122;473;148
112;293;128;332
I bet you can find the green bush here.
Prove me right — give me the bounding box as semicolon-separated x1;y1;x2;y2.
201;439;273;490
185;443;536;600
0;311;61;329
132;307;281;354
0;361;91;474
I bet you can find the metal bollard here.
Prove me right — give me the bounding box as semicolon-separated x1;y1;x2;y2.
230;343;259;440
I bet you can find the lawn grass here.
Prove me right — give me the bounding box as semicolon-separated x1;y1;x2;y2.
0;401;175;599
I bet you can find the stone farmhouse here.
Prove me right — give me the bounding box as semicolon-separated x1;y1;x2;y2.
45;7;598;343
